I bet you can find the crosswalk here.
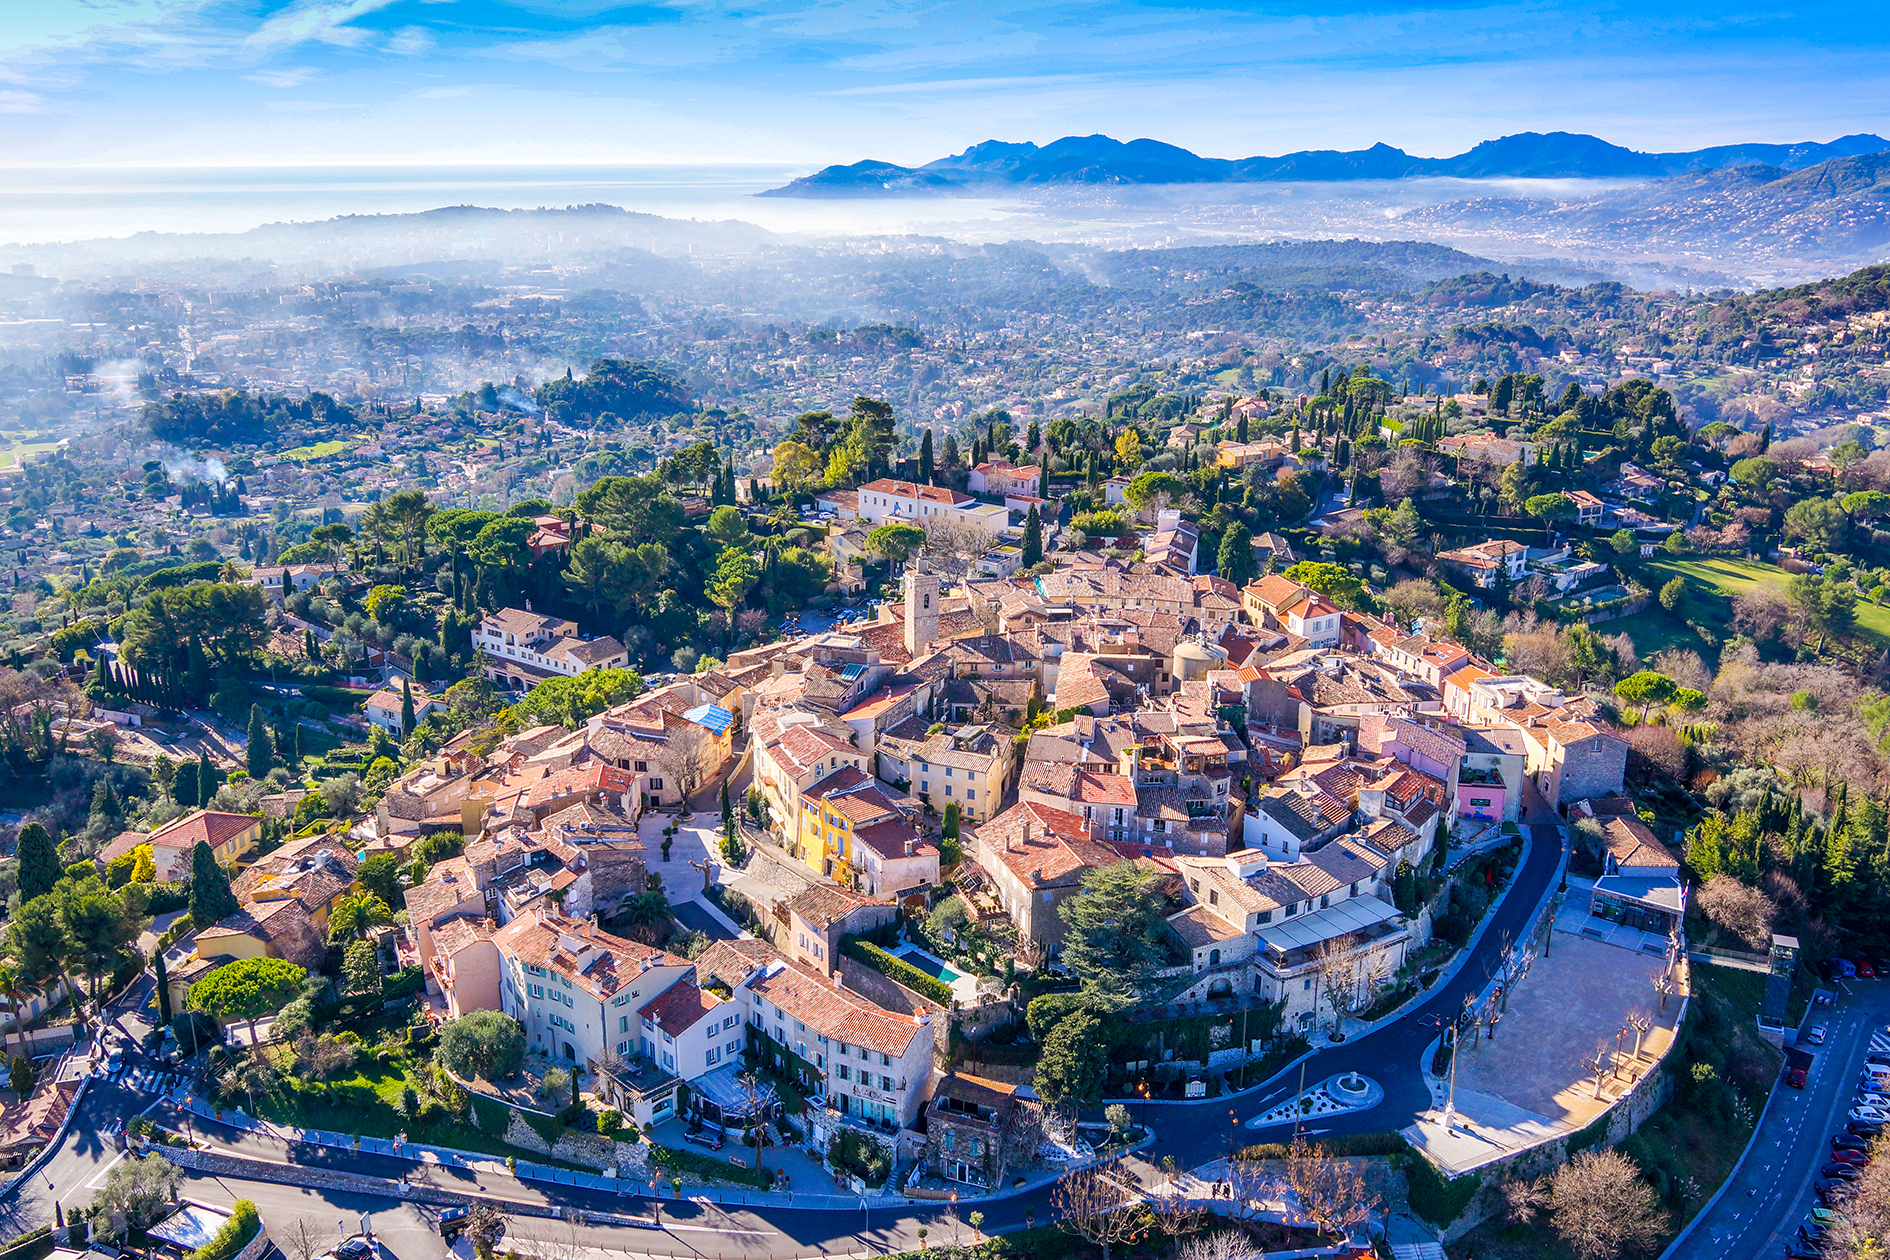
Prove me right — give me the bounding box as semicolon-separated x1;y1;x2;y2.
103;1064;181;1093
1869;1031;1890;1055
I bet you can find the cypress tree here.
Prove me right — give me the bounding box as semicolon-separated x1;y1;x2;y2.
196;750;216;807
721;778;734;840
1038;450;1050;499
154;951;172;1024
174;758;199;809
188;839;239;929
1021;504;1043;567
414;643;431;685
16;823;58;902
919;430;934;485
401;679;415;736
246;704;273;779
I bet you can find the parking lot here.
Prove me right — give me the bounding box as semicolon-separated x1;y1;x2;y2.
1669;979;1890;1260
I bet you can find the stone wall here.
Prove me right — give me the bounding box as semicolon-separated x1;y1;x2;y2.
498;1112;623;1171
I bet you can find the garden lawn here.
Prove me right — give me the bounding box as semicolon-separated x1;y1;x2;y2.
1640;555;1890;649
278;439;351;462
1594;610;1712;660
249;1050;595;1169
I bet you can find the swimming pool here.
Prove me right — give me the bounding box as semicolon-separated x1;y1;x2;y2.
893;945;963;985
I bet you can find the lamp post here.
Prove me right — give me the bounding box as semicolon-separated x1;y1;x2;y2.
1138;1079;1150;1135
1227;1109;1237;1167
649;1177;661;1225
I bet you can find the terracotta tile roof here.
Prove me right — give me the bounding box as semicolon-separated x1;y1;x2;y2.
1246;574;1306;608
746;959;927;1058
147;809;258;852
859;478;974;506
854;819;935;861
976;801;1120;888
787;882;884;930
696;938;786;989
1600;816;1679;870
771;723;858;778
491;911;688;1001
640;980;723;1037
1071;769;1137;807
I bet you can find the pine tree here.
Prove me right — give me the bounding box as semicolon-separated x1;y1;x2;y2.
1021;504;1043;567
400;679;415;736
919;429;935;485
16;823;58;902
189;840;239;929
245;704;274;780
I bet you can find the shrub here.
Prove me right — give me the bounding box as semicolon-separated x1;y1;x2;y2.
597;1109;622;1136
436;1010;525;1081
188;1200;259;1260
1402;1156;1481;1229
842;939;953;1006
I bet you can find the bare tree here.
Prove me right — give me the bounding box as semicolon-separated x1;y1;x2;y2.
1176;1233;1254;1260
1312;934;1362;1037
1696;874;1778;949
462;1204;511;1260
1051;1165;1149;1260
1221;1156;1278;1222
922;518;1001;586
281;1220;337;1260
654;717;715;803
1548;1149;1667;1260
1281;1137;1380;1245
1503;1174;1547;1225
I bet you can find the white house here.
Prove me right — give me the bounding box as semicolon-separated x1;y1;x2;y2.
364;686;439;735
1281;592;1341;647
737;956;936;1131
856;478;1011;537
473;607;629;690
246;563;343;601
493;910;693;1068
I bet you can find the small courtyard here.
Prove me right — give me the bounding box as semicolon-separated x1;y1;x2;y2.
1451;933;1681;1131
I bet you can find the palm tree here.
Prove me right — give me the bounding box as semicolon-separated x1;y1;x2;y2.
617;892;671;945
326;893;393;944
219;559;242;584
0;964;30;1062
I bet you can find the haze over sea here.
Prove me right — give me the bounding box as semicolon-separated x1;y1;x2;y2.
0;164;1050;246
0;163;1658;260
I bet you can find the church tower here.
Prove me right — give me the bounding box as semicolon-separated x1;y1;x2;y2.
904;558;939;656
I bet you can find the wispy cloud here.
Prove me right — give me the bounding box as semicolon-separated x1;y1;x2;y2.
0;89;43;114
244;67;320;87
245;0;403;51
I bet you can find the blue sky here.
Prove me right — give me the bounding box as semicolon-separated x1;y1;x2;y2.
3;0;1889;168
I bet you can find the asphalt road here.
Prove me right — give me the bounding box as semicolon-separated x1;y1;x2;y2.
0;810;1563;1259
1666;980;1890;1260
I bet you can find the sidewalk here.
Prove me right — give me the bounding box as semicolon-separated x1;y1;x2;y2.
156;1089;1117;1213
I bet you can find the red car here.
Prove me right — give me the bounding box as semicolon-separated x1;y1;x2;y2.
1790;1066;1809;1088
1831;1148;1869;1165
1861;959;1879;979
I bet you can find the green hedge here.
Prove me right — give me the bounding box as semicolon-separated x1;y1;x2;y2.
1239;1130;1408;1160
469;1092;511;1136
381;966;425;1000
137;882;191;915
842;939;953;1006
1401;1155;1481;1230
188;1200;259;1260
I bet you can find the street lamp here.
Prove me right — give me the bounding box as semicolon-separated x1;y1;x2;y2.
649;1177;661;1225
1138;1079;1150;1134
1227;1109;1237;1166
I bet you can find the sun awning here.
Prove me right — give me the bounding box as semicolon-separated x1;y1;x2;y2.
692;1063;778;1118
684;703;735;734
1257;893;1402;955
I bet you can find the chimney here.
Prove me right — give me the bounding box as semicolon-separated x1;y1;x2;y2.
773;658;787;678
1022;818;1033;849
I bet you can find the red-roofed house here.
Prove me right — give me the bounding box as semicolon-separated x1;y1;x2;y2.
144;809;264;879
970;802;1125;957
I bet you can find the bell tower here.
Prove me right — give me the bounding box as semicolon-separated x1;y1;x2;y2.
904;557;939;656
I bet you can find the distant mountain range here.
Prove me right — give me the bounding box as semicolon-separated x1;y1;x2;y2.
759;131;1890;197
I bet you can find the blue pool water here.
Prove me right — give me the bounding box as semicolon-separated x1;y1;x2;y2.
894;947;962;984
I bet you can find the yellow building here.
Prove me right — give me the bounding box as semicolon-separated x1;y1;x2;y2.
147;809;265;879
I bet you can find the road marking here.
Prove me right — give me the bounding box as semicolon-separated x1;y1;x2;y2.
85;1151;128;1189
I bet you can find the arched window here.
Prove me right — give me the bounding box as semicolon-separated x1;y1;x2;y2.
1209;948;1221;966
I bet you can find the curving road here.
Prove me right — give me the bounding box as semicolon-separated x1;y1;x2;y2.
0;813;1562;1258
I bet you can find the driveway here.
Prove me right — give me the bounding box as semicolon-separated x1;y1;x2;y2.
1664;983;1890;1260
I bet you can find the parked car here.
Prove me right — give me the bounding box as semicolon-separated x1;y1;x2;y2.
1849;1119;1883;1138
1829;1148;1868;1165
1862;960;1879;978
1850;1109;1888;1124
1790;1065;1809;1088
1821;1163;1862;1181
1817;1177;1856;1203
1833;959;1859;979
1806;1025;1829;1046
332;1241;375;1260
683;1129;724;1151
1835;1134;1871;1152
